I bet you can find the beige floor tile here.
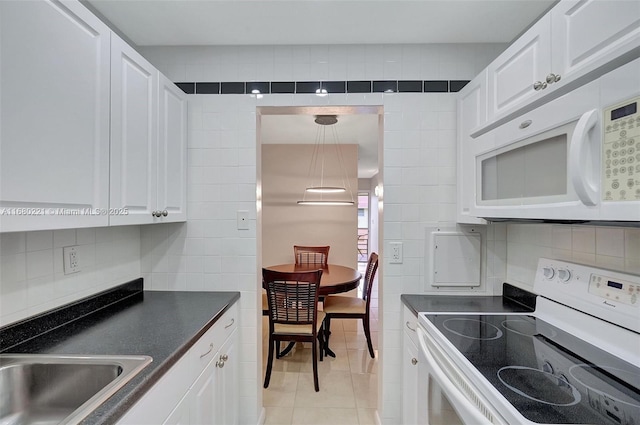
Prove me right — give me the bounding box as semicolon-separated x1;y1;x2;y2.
294;370;356;408
347;349;377;374
344;331;378;350
298;347;351;372
263;371;299;407
264;407;294;425
357;408;377;425
351;373;378;408
291;407;359;425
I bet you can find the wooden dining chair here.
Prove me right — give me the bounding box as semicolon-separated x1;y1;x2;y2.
262;268;326;392
323;252;378;358
293;245;330;267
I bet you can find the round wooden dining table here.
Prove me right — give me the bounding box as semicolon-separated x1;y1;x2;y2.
263;263;362;296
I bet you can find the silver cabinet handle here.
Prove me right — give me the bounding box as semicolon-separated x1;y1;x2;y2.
405;321;416;332
151;211;158;217
411;358;418;365
162;210;168;217
216;354;228;368
200;342;214;358
225;318;235;329
533;81;547;91
546;73;561;84
519;120;532;129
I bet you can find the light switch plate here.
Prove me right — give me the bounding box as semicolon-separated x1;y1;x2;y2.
237;210;249;230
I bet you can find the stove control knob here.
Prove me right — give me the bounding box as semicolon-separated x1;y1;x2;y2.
543;267;555;280
558;269;571;283
542;361;554;374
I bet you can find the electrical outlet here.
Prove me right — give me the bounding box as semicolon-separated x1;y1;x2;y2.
237;210;249;230
63;246;81;274
390;242;403;264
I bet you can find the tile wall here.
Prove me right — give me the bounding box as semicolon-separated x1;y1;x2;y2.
506;223;640;289
0;226;141;327
138;42;507;425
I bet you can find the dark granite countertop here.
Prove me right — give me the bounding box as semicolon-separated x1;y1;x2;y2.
0;280;240;425
401;283;536;316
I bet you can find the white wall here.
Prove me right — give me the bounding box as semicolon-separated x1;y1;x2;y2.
0;226;141;326
262;144;358;268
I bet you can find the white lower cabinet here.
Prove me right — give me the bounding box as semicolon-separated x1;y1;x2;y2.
117;304;238;425
402;306;421;425
163;393;190;425
190;329;237;425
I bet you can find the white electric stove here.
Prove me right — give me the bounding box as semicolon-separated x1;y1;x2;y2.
417;258;640;425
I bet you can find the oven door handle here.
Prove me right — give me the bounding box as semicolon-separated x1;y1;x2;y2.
417;326;496;425
569;109;599;206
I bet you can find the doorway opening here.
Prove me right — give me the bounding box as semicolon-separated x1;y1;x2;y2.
257;104;383;421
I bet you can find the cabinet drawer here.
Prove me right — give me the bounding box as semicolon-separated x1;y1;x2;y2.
189;303;238;380
403;306;419;348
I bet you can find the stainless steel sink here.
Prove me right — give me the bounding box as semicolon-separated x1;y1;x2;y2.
0;354;152;425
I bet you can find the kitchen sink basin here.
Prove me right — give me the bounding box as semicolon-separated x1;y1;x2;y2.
0;354;152;425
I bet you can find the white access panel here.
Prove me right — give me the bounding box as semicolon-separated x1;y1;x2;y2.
431;232;481;287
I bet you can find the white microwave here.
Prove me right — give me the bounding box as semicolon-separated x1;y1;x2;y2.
471;58;640;222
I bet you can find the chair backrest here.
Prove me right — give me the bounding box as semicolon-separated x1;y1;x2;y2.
361;252;379;305
262;269;323;328
293;245;330;267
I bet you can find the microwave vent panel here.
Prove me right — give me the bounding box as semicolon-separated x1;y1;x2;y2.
431;232;481;287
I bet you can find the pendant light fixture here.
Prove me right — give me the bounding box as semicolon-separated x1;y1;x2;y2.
297;115;355;206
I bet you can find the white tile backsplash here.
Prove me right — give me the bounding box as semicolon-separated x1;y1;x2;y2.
506;224;638;290
0;226;141;327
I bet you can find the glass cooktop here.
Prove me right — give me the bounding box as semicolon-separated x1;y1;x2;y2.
424;314;640;425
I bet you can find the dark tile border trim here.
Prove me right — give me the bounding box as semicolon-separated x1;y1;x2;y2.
175;80;470;94
0;279;144;352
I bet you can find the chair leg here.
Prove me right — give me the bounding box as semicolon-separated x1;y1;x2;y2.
264;337;275;388
318;328;324;362
363;317;375;358
312;338;319;392
324;316;331;348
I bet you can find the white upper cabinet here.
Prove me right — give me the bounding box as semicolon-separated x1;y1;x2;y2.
110;37;187;226
483;0;640;131
551;0;640;85
158;74;188;223
0;0;111;232
486;15;552;124
110;34;159;226
457;71;488;225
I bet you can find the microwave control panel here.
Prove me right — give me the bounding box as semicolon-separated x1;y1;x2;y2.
602;95;640;202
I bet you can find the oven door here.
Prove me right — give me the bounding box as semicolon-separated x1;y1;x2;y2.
416;325;507;425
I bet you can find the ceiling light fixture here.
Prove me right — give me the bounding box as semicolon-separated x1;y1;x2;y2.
297;115;355;206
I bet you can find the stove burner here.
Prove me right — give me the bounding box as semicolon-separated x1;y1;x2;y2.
442;318;503;340
497;366;582;406
568;364;640;409
501;319;558;338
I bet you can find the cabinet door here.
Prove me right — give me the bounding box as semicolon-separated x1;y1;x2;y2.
402;331;420;425
551;0;640;86
214;330;238;425
486;15;552;122
190;355;218;425
163;393;190;425
157;73;188;223
0;0;110;232
456;72;488;225
110;34;158;225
